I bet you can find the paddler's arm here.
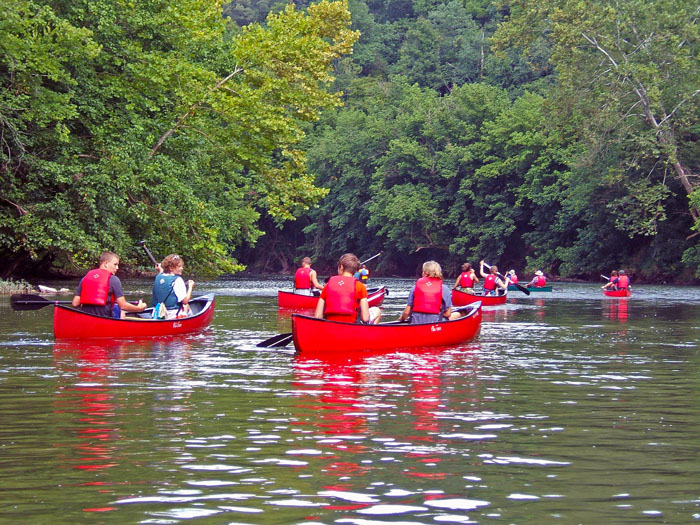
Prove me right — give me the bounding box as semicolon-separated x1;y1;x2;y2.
314;298;325;319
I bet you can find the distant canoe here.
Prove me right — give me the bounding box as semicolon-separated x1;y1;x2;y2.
291;303;481;353
508;284;553;292
452;288;507;306
277;286;386;309
53;294;215;339
603;289;631;297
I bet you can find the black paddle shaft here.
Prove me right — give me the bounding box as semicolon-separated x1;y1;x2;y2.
138;241;158;266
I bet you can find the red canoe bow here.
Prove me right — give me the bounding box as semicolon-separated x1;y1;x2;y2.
603;289;631;297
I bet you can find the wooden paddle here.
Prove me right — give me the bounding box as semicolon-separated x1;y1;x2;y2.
11;294;72;311
482;262;530;295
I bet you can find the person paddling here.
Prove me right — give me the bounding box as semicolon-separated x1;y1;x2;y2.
314;253;381;324
527;270;547;288
399;261;461;324
294;257;323;296
508;269;518;284
153;254;195;319
453;263;478;294
72;251;147;318
479;260;508;296
602;270;619;291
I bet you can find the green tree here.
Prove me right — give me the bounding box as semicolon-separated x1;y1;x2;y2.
493;0;700;274
0;0;358;277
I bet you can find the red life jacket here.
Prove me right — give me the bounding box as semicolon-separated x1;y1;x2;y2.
294;267;311;289
618;275;630;289
535;275;547;287
459;272;474;288
81;269;112;306
413;277;443;314
483;274;497;291
324;276;358;316
510;275;519;284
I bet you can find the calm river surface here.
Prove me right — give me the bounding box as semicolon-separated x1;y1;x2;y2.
1;277;700;524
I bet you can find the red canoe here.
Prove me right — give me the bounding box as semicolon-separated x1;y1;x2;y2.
53;294;216;339
452;288;507;307
291;303;481;353
603;289;631;297
277;286;387;309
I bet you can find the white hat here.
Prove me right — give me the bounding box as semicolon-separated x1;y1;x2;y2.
535;270;543;276
508;269;516;275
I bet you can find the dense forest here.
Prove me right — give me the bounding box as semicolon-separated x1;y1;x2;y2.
2;0;699;282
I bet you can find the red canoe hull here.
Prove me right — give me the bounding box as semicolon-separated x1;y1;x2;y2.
603;289;631;297
53;294;215;339
277;287;386;309
291;304;481;353
452;288;507;306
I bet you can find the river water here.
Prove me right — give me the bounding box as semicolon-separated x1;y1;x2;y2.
1;277;699;523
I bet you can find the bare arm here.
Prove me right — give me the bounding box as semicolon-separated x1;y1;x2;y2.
453;275;461;289
310;270;323;290
181;280;194;305
358;298;370;323
397;304;412;322
72;295;81;307
116;296;146;312
479;261;489;278
314;298;325;319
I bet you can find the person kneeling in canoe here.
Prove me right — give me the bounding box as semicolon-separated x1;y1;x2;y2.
153;254;195;319
314;253;381;324
294;257;323;296
453;262;478;294
399;261;461;324
72;251;147;318
479;260;508;296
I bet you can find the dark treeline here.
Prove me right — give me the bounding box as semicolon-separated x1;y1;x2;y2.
2;0;699;283
233;0;700;282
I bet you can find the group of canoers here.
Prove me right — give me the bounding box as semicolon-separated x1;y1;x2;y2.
293;255;549;326
72;251;196;320
452;261;548;293
602;270;631;292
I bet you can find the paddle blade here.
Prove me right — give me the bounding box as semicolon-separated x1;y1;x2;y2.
514;283;531;295
10;294;54;311
257;332;293;348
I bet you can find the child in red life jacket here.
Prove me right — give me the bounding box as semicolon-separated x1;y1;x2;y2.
479;260;509;295
294;256;323;296
72;251;147;318
314;253;381;324
453;262;479;294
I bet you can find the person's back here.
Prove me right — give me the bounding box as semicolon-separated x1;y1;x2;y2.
400;261;453;324
294;257;322;296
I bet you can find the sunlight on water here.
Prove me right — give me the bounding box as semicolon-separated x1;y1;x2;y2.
0;279;700;522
